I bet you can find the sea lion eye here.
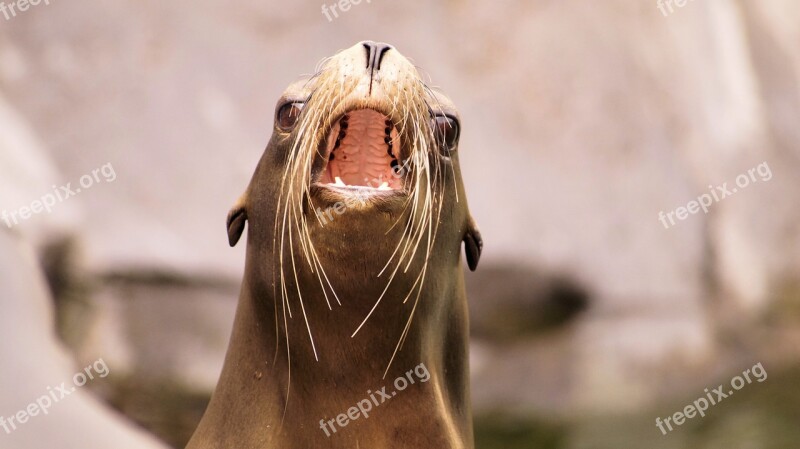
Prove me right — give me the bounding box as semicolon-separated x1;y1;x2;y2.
432;115;459;154
277;102;304;131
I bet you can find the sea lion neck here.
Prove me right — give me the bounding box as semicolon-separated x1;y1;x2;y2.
239;201;440;368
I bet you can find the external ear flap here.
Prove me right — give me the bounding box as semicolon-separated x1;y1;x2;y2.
463;216;482;271
227;197;248;247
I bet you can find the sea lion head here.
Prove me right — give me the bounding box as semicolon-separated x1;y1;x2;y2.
226;41;481;362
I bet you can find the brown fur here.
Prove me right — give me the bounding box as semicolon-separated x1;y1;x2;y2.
186;41;482;449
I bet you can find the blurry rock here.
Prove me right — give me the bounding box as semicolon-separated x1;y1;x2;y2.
466;263;589;341
76;275;237;393
0;94;77;245
63;274;238;447
0;96;168;449
0;232;169;449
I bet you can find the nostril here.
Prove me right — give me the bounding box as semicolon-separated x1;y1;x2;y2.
376;45;391;70
362;42;372;69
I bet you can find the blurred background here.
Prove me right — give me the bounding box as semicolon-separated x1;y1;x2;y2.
1;0;799;448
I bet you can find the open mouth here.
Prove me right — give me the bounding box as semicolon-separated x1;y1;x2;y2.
317;109;403;191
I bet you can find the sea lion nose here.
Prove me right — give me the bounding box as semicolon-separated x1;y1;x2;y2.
362;41;393;71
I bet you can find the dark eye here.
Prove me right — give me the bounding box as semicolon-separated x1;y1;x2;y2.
432;115;460;154
277;102;304;131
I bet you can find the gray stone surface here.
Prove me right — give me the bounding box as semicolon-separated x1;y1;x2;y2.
0;97;168;449
0;232;169;449
78;280;238;393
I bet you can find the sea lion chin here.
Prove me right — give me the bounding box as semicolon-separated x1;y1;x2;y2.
187;41;482;449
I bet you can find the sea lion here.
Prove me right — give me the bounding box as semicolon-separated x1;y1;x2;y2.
186;41;482;449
